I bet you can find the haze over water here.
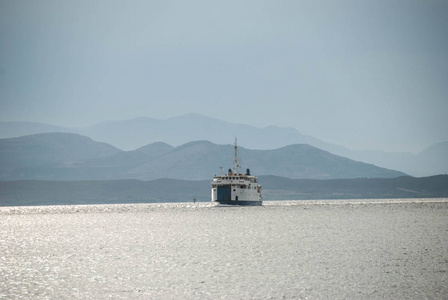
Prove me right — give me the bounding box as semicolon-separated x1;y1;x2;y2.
1;199;447;299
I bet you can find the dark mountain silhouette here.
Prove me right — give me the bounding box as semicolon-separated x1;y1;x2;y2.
0;133;405;181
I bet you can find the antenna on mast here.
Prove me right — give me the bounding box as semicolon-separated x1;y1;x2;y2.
234;137;238;174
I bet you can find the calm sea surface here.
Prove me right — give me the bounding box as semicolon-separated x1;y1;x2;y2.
1;199;447;299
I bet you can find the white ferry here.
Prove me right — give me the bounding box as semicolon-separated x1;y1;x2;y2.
211;139;262;205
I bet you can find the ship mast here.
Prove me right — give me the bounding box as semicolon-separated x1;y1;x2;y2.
234;137;239;174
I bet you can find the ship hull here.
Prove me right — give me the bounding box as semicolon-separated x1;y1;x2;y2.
213;200;262;206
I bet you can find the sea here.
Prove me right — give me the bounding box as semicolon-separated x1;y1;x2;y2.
1;199;447;299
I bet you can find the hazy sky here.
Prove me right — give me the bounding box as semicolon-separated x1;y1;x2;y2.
1;0;447;152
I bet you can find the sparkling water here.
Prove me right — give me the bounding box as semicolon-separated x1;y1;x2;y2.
1;199;447;299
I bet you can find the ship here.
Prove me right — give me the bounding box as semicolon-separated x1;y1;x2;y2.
211;139;262;205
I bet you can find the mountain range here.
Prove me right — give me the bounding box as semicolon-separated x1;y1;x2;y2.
1;114;447;176
0;132;405;181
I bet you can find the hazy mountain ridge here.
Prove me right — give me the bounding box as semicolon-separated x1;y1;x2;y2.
1;114;447;176
0;133;405;181
1;175;447;206
0;114;327;150
0;133;120;168
337;144;448;177
0;121;76;139
79;113;326;152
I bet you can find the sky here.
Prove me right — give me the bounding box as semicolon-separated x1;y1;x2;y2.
1;0;447;153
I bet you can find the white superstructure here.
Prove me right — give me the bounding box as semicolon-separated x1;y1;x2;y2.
211;139;262;205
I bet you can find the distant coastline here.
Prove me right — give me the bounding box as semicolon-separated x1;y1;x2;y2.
1;175;447;207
